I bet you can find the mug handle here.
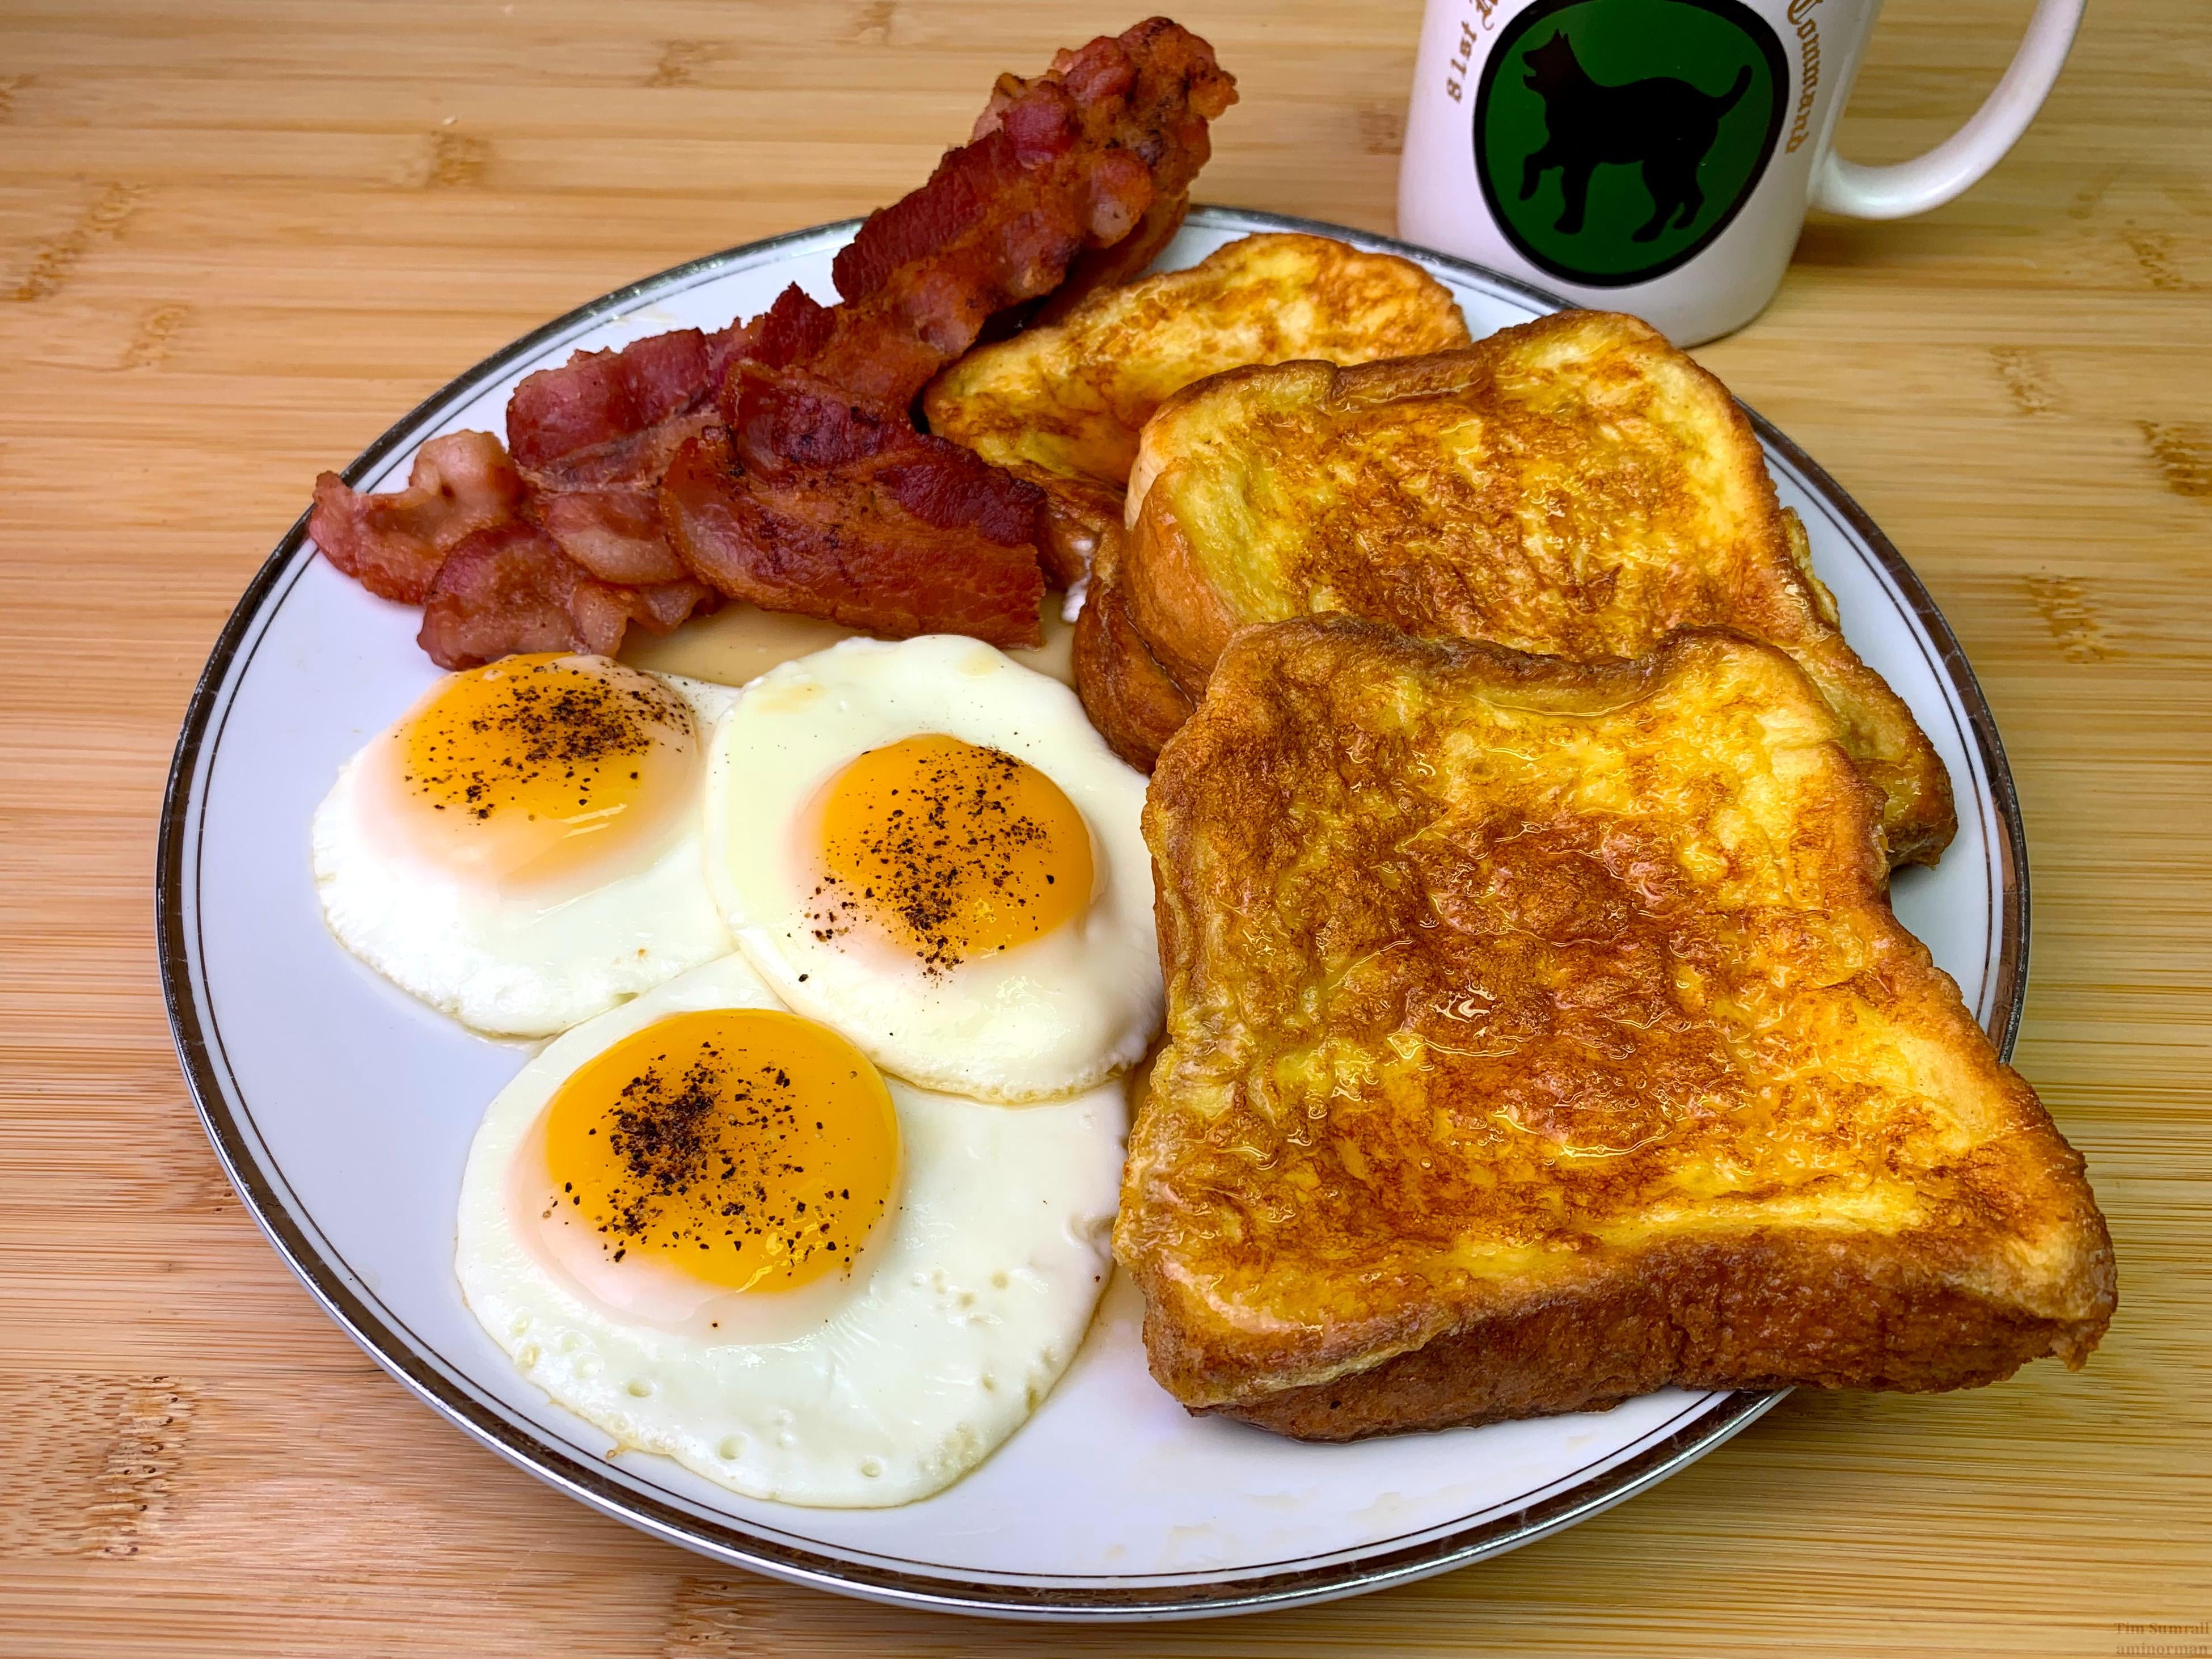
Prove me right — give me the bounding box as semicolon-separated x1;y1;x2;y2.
1808;0;2085;220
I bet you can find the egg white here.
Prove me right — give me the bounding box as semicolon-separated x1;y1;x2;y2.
313;670;739;1039
704;635;1161;1103
455;952;1125;1508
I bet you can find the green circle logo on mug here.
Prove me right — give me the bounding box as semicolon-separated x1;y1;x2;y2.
1474;0;1789;288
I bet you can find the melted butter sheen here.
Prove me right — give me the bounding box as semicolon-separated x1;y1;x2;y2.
379;653;697;891
809;734;1094;973
541;1008;897;1294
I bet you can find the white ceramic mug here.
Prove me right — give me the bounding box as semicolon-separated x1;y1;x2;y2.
1398;0;2084;343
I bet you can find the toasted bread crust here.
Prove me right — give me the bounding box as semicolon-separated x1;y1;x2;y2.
1118;618;2112;1437
1118;313;1956;867
1120;467;1244;691
1197;1229;2104;1442
1073;577;1194;770
1775;511;1958;865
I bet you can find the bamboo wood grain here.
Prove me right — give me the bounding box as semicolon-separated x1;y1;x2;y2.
2;1;2207;1653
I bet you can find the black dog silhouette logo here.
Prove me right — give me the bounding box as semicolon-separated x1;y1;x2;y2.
1475;0;1788;286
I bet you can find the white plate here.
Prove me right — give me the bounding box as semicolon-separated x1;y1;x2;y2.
158;206;2027;1622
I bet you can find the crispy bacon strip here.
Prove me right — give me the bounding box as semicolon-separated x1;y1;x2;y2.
313;435;715;662
417;524;596;664
501;293;809;485
656;19;1232;630
417;521;713;670
816;18;1235;407
312;19;1233;667
507;328;712;472
511;19;1234;478
721;360;915;471
529;486;691;585
310;432;716;661
309;432;527;605
661;428;1045;648
724;361;1048;550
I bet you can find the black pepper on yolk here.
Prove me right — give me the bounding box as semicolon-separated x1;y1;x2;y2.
542;1009;898;1293
808;735;1094;973
378;653;698;890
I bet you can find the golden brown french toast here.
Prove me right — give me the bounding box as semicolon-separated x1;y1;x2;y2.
1117;617;2113;1440
1070;576;1192;771
924;233;1471;584
1111;310;1956;867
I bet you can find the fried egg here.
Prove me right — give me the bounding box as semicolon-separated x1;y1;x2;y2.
314;654;737;1037
454;952;1124;1507
703;635;1159;1103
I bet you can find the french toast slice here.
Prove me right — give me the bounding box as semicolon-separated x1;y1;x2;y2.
1115;310;1956;867
1071;576;1193;771
924;233;1471;585
1118;617;2113;1440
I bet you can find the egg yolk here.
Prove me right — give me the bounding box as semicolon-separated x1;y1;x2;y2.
809;734;1094;972
541;1008;897;1293
375;653;698;892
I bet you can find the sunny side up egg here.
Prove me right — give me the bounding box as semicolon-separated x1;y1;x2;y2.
313;654;738;1037
455;951;1125;1507
705;635;1160;1103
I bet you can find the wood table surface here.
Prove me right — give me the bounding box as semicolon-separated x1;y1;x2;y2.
3;0;2207;1652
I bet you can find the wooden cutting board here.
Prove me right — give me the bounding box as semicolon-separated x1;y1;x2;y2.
2;0;2206;1653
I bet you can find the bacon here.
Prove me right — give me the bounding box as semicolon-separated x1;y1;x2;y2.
872;438;1045;548
313;20;1233;668
721;362;915;471
1036;19;1233;313
529;486;691;585
660;428;1044;649
704;362;1049;603
417;523;598;666
829;126;1028;305
505;331;725;610
1035;188;1186;326
309;432;527;605
498;315;778;494
519;411;715;494
504;292;836;483
750;284;837;369
573;573;718;649
628;576;719;632
416;521;714;669
816;19;1236;407
311;428;711;663
647;19;1232;631
508;328;711;472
